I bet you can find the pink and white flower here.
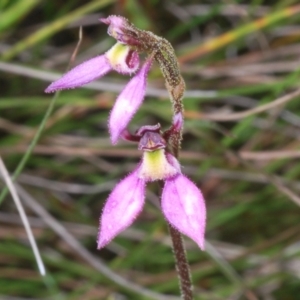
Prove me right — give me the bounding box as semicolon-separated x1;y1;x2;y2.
98;126;206;250
45;18;153;144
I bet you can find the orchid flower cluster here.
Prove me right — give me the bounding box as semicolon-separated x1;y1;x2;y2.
45;16;206;250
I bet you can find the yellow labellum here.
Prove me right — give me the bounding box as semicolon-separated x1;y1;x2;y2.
138;149;178;181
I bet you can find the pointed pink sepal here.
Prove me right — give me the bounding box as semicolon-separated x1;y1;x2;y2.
162;174;206;250
45;55;112;93
97;168;146;249
109;59;152;144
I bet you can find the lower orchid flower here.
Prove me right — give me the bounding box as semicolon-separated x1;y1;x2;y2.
98;123;206;250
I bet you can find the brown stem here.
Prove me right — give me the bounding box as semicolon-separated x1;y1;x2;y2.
168;96;193;298
168;224;193;300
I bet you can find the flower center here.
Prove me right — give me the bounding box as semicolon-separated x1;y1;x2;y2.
138;149;178;181
105;42;139;74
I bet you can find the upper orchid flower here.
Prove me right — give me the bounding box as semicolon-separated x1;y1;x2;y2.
45;18;153;144
98;120;206;250
45;16;186;144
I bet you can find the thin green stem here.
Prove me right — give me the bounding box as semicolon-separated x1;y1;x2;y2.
0;26;83;206
0;92;60;205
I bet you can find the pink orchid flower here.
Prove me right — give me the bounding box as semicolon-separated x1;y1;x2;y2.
98;122;206;250
45;17;153;144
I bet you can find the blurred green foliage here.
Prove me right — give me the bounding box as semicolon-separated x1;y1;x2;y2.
1;0;300;299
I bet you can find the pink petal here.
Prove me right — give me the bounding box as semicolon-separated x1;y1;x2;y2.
109;59;152;144
45;55;111;93
162;174;206;250
97;168;146;249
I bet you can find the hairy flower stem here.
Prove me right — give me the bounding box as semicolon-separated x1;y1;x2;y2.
130;21;192;298
159;38;192;300
165;72;192;298
168;224;193;300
